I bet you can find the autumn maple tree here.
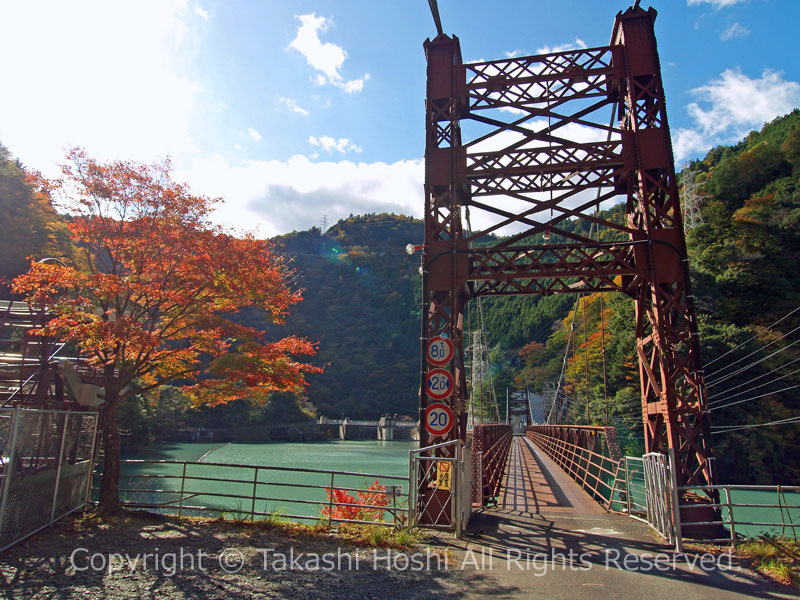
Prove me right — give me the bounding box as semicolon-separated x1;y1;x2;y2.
13;149;321;514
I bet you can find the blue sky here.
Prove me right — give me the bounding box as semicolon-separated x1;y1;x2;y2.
1;0;798;236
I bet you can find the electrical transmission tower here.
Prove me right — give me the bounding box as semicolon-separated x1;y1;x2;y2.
681;168;704;232
467;329;499;428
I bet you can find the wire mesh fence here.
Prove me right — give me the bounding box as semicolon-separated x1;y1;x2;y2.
0;408;98;550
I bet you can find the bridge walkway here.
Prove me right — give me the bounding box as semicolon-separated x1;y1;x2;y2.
497;435;604;517
446;436;791;599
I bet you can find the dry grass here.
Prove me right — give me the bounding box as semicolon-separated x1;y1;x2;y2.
685;538;800;589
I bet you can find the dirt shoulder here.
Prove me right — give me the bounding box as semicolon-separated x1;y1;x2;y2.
0;512;463;600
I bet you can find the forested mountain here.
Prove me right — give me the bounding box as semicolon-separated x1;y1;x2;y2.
2;108;799;483
255;215;424;419
513;109;800;483
0;143;74;297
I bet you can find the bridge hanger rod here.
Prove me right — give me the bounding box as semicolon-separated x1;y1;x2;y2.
427;0;444;37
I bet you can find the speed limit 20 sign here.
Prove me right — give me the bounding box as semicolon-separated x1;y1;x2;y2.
424;403;454;436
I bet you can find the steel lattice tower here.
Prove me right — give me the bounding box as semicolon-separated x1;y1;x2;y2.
419;4;715;501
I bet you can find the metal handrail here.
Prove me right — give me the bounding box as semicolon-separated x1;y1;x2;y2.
677;483;799;545
111;458;409;480
93;458;410;528
527;430;619;503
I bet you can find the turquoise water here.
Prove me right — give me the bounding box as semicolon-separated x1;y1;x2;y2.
114;440;417;521
609;483;800;540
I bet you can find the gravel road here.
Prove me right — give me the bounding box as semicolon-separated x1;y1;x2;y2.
0;512;465;599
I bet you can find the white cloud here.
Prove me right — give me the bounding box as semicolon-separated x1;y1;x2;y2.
536;38;586;55
673;129;709;164
279;97;310;117
673;68;800;161
248;127;262;142
505;49;523;59
720;22;750;41
288;13;369;94
0;0;205;173
688;0;748;8
309;136;362;154
177;154;423;236
193;5;209;21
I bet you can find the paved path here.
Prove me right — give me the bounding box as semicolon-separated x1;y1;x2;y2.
444;436;798;599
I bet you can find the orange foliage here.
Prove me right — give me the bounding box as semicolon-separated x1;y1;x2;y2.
321;480;389;522
13;149;322;404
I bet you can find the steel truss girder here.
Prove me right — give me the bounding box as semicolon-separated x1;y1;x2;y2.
421;4;715;498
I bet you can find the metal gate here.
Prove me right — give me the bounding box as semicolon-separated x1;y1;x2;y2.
0;408;98;550
641;451;682;550
410;440;472;536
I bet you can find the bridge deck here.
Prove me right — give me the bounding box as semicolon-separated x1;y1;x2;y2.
454;436;786;599
497;435;604;516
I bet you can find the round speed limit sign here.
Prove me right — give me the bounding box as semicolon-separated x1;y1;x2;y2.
425;403;454;436
426;336;454;366
425;368;453;400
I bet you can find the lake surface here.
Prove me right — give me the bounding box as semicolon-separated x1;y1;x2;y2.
114;440;799;538
116;440;417;522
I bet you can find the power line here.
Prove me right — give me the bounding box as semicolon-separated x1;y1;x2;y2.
706;332;800;389
709;383;800;412
704;304;800;369
708;364;800;407
711;415;800;435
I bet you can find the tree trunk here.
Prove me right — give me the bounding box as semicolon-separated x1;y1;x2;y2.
98;383;121;514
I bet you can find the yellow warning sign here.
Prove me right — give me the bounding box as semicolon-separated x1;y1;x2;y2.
436;461;452;491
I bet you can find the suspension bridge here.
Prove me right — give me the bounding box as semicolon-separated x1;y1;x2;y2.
412;1;799;574
1;6;798;598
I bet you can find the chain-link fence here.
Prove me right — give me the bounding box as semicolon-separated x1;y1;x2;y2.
0;408;98;550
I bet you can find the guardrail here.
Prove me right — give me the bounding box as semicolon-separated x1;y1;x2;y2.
93;459;410;528
320;418;417;428
678;484;800;545
472;425;512;507
526;426;620;507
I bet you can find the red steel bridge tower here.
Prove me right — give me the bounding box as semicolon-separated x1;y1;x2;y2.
419;3;715;500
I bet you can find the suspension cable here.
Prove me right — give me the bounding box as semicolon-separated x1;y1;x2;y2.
709;364;800;407
711;415;800;434
707;334;800;389
583;294;590;425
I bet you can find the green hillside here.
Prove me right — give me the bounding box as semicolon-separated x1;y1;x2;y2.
3;108;800;483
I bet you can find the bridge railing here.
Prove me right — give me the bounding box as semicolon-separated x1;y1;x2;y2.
472;425;513;507
526;425;621;508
